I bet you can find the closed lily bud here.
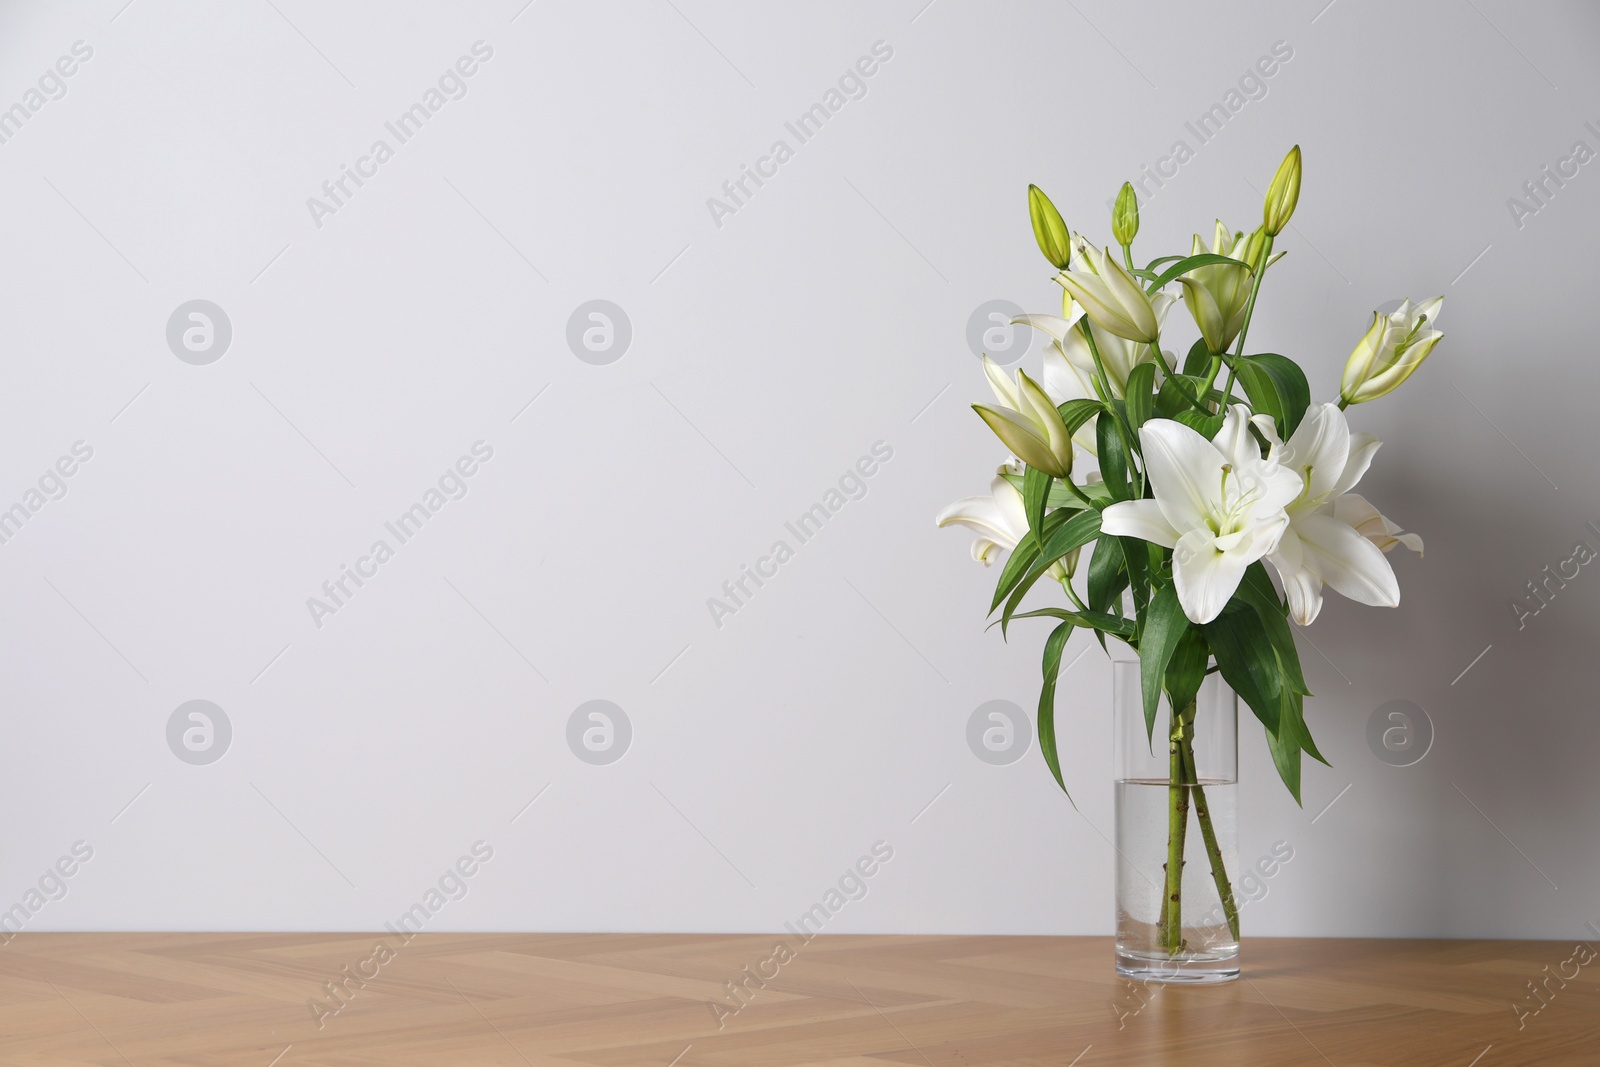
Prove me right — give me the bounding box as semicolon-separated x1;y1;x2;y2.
973;359;1075;479
1028;185;1073;271
1177;221;1253;353
1262;145;1302;236
1340;297;1444;405
1055;240;1160;344
1112;182;1139;248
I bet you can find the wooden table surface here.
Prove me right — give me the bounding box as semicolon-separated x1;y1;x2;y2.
0;933;1593;1065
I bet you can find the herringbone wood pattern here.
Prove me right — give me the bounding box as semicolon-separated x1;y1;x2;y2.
0;934;1592;1065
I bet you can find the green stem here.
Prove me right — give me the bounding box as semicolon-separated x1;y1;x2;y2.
1217;362;1239;410
1160;705;1192;956
1198;233;1275;408
1078;323;1145;498
1180;734;1239;943
1076;319;1118;408
1057;574;1089;614
1229;234;1274;361
1057;475;1096;510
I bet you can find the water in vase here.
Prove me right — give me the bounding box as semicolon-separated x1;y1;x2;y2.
1114;777;1240;982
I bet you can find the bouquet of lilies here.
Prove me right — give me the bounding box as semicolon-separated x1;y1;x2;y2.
937;147;1438;946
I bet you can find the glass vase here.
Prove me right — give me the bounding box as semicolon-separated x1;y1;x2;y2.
1112;660;1240;983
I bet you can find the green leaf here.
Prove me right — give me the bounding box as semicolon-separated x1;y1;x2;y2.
1263;686;1325;805
1009;606;1135;638
1124;362;1156;431
1084;540;1126;654
1164;627;1210;721
1139;583;1191;743
1155;375;1209;419
1087;537;1129;617
1037;622;1075;795
1023;465;1052;548
1175;408;1224;439
1037;508;1103;569
988;514;1051;614
1263;686;1328;806
1096;412;1133;503
1235;565;1310;696
1182;338;1212;377
1203;607;1282;737
1145;252;1252;294
1120;536;1153;619
1228;357;1284;428
1000;470;1108;510
1265;712;1304;805
1057;397;1106;437
1280;687;1327;764
999;510;1104;632
1234;353;1311;437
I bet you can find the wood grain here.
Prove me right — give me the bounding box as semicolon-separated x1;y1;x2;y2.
0;934;1593;1065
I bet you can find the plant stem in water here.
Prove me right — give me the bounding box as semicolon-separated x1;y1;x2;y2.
1160;706;1191;955
1181;734;1240;942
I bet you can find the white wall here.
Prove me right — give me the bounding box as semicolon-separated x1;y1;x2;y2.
1;0;1597;941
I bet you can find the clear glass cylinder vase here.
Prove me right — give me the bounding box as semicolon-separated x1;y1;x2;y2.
1112;660;1240;983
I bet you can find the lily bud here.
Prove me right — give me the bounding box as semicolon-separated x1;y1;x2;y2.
973;360;1075;479
1242;226;1270;272
1028;185;1073;270
1340;297;1444;405
1177;221;1253;353
1262;145;1302;236
1055;241;1160;343
1112;182;1139;248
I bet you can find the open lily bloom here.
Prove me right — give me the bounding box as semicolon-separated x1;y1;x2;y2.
1100;405;1303;624
1266;402;1418;625
936;473;1074;578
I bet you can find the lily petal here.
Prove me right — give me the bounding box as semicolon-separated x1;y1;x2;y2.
1013;309;1086;345
1100;498;1179;549
1138;419;1223;535
1173;528;1252;624
1294;511;1401;608
1283;402;1351;502
1278;563;1325;626
1328;432;1381;499
982;354;1020;409
1332;493;1423;555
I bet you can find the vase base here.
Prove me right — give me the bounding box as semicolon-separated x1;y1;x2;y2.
1115;949;1239;984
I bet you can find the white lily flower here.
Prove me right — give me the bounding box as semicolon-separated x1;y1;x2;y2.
1055;237;1161;343
936;473;1075;577
1341;297;1444;405
1100;405;1303;624
1265;402;1418;625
